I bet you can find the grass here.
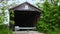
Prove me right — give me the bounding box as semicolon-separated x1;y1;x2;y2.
0;25;13;34
45;29;60;34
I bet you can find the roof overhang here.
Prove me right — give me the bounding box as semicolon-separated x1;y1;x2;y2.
9;2;42;13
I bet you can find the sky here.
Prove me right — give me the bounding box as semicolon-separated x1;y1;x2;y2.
8;0;44;5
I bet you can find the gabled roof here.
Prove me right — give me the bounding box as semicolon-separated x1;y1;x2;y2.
9;2;42;12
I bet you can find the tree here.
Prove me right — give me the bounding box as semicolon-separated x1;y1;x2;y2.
0;0;17;34
36;0;60;32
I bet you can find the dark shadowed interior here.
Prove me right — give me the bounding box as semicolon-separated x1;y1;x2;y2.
14;10;40;27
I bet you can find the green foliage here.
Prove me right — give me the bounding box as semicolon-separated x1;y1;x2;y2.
0;25;13;34
10;10;15;25
36;0;60;32
10;20;15;25
10;10;15;17
46;29;60;34
0;0;15;34
0;9;7;24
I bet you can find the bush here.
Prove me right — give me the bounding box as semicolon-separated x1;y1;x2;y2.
36;0;60;32
46;29;60;34
0;25;13;34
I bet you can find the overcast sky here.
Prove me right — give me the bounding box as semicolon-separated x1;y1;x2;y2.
8;0;44;5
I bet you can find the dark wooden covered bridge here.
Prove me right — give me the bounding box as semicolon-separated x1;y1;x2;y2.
9;2;42;31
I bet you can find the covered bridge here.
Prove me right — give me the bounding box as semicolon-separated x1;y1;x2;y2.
9;2;42;31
